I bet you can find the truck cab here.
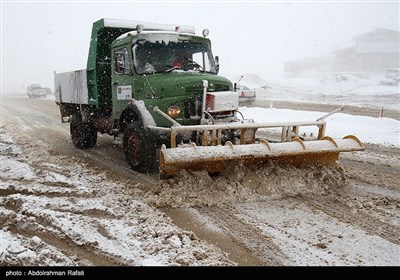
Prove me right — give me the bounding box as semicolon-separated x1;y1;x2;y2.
109;29;233;127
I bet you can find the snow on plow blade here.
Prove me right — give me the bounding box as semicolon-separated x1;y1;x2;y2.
159;135;364;177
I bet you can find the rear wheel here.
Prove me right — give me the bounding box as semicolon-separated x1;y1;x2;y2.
70;113;97;149
123;122;156;173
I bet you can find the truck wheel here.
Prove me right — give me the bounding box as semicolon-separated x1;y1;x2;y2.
70;113;97;149
123;122;156;173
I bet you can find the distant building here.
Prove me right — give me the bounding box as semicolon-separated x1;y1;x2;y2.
352;28;399;71
285;27;400;75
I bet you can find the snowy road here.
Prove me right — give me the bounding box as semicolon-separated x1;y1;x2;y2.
1;94;399;266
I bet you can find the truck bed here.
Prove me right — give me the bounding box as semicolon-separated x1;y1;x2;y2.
54;69;89;104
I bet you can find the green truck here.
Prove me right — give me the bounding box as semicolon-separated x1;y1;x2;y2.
55;18;364;177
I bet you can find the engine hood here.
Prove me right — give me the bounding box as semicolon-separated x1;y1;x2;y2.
144;72;233;99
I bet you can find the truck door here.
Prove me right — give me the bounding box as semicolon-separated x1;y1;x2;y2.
111;47;135;118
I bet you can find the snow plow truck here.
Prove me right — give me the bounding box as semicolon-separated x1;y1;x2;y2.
54;18;364;178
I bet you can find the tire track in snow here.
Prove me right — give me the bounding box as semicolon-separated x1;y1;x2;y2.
6;226;119;266
302;197;400;245
0;181;94;198
198;205;289;265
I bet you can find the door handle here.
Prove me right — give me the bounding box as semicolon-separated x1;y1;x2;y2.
113;82;118;86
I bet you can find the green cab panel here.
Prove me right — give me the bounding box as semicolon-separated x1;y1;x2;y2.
91;18;233;127
111;71;232;127
87;19;210;113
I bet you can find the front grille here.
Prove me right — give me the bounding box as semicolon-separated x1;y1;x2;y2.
185;84;202;95
214;84;230;91
183;83;230;120
184;96;202;119
185;83;230;94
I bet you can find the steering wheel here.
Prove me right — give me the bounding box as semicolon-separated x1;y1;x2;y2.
183;57;204;71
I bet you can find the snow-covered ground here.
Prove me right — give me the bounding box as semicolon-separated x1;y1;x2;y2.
234;200;399;266
240;107;399;147
0;132;233;266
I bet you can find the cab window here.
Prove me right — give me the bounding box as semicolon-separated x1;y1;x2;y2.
114;48;130;74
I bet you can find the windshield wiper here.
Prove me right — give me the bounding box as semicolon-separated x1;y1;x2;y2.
163;65;182;73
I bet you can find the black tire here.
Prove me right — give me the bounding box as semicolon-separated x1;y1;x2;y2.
123;122;156;173
221;129;236;145
70;113;97;149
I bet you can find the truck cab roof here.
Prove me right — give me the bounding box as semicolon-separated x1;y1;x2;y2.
87;18;197;68
102;18;195;33
111;31;211;48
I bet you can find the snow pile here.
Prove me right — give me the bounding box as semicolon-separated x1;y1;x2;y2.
145;162;346;208
0;231;75;266
319;74;372;93
0;156;37;180
231;74;267;89
0;134;22;156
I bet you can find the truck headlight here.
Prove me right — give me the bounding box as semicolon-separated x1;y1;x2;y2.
167;105;181;118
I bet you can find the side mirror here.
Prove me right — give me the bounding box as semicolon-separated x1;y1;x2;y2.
215;56;219;74
117;60;124;68
234;82;237;92
116;59;130;74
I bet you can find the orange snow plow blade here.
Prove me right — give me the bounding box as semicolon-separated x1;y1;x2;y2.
159;135;365;177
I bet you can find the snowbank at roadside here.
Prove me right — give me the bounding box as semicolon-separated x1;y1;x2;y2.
240;107;399;147
250;74;399;110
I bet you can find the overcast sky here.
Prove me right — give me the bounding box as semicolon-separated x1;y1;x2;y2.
1;1;399;92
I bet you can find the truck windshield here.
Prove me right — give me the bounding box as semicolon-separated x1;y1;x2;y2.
133;39;216;74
